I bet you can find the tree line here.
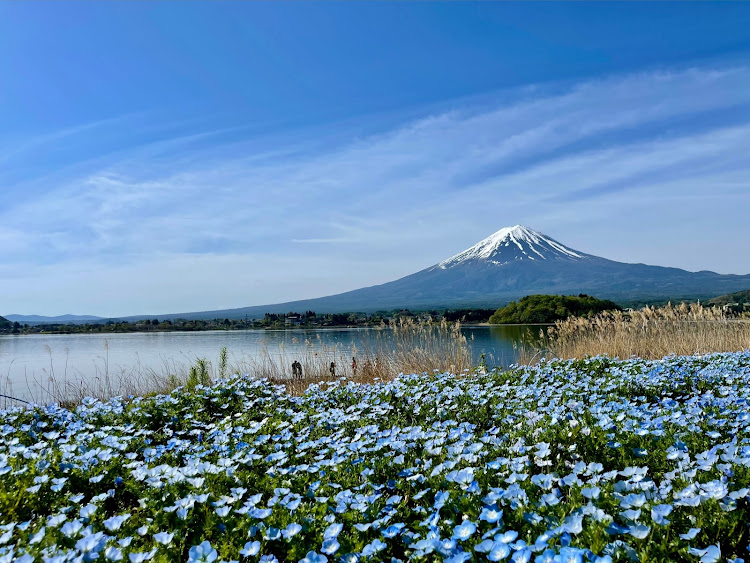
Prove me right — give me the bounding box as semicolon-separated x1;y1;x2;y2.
0;307;500;335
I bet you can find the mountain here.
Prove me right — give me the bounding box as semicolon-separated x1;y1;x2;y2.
5;314;105;325
127;225;750;320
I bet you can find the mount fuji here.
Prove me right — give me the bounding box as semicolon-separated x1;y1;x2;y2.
139;225;750;320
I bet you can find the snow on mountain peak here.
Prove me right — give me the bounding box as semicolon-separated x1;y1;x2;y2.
437;225;585;269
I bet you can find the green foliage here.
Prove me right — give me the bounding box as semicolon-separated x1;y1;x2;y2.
218;346;228;379
489;294;621;324
186;358;211;391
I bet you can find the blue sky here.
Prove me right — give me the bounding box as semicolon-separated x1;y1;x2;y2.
2;2;750;317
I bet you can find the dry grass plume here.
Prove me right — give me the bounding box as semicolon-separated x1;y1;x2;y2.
541;302;750;361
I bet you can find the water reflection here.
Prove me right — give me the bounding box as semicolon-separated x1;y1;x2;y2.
0;325;548;401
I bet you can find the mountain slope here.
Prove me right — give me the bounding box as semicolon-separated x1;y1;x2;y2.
708;289;750;306
5;314;105;324
128;225;750;320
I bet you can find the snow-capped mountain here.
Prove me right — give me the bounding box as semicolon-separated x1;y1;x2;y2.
436;225;585;269
133;225;750;320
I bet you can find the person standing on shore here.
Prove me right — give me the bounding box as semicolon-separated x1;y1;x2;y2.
329;362;336;376
351;357;357;376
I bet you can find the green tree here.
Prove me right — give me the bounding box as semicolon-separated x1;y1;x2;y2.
489;294;621;324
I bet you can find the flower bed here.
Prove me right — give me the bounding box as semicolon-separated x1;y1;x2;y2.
1;352;749;562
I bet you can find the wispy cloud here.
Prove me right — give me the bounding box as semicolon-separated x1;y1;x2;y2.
3;65;750;315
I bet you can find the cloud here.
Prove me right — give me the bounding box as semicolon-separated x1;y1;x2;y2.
3;64;750;315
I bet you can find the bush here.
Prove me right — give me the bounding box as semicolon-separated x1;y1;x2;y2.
489;294;621;324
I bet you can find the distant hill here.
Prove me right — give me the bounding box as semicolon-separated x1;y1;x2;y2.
5;314;105;325
708;289;750;306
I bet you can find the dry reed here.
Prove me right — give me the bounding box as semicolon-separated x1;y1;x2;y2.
541;302;750;361
230;319;472;395
1;320;472;406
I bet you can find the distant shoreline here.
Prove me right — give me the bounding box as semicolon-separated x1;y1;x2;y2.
0;322;559;338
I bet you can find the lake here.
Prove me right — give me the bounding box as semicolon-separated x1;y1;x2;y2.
0;325;544;404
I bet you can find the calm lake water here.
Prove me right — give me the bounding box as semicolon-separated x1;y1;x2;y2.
0;325;544;403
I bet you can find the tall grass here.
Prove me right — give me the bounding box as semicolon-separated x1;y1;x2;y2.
542;302;750;360
0;340;217;409
1;320;472;406
230;319;472;395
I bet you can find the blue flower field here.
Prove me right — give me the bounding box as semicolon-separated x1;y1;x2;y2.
1;353;749;562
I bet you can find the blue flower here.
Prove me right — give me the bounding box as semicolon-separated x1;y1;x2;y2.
688;546;721;563
474;539;495;553
240;541;260;557
480;505;503;524
445;552;472;563
489;542;511;561
265;527;282;541
434;491;450;509
75;532;106;556
129;552;156;563
215;506;231;517
605;522;630;535
61;520;83;538
153;532;175;545
496;531;518;544
581;487;600;500
512;548;532;563
554;547;585;563
362;539;387;557
300;552;327;563
321;539;340;555
188;541;218;563
438;538;457;555
324;523;344;540
650;504;672;526
628;525;650;540
561;513;583;535
382;523;405;538
104;546;123;561
535;549;556;563
453;521;477;541
283;523;303;540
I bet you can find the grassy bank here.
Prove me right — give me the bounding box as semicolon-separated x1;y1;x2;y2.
540;302;750;361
